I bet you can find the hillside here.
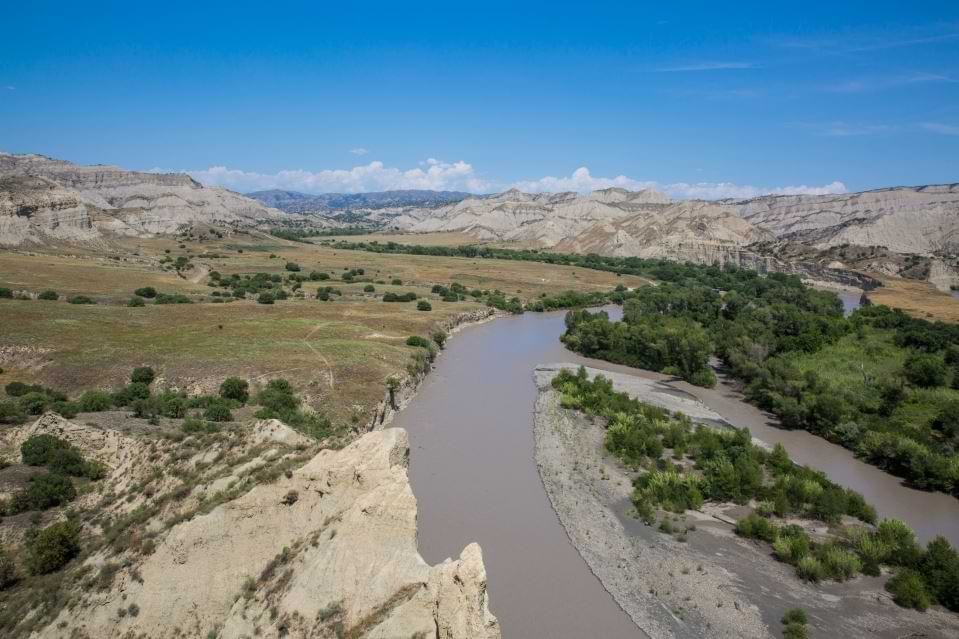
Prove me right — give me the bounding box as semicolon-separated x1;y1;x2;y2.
246;189;471;214
0;154;291;246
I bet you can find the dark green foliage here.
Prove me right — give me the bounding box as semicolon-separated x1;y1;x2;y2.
181;417;219;434
782;623;809;639
219;377;249;403
527;289;611;312
128;296;146;307
37;290;59;301
405;336;432;348
254;379;332;439
18;392;51;415
6;381;40;397
0;400;27;424
67;295;95;304
903;353;948;388
391;278;403;285
363;284;375;292
919;536;959;611
112;382;151;407
285;261;301;272
885;569;932;610
257;291;275;304
310;271;330;281
416;300;432;311
50;401;80;419
781;608;807;625
203;400;233;422
131;367;155;385
9;472;77;513
0;546;15;589
735;514;779;543
133;286;157;298
432;329;447;349
382;291;417;302
154;293;192;304
78;390;113;412
0;287;12;299
25;521;81;575
21;434;68;466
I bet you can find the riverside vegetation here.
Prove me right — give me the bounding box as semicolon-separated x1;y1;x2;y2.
558;266;959;497
552;367;959;614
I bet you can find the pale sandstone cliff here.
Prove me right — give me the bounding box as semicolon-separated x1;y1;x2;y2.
0;154;291;246
0;415;498;639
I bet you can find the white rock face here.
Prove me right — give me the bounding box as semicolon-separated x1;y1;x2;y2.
36;425;499;639
727;184;959;255
0;153;291;245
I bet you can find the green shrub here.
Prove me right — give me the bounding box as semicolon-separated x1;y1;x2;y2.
310;271;330;281
363;284;375;292
181;417;219;434
79;390;113;412
113;382;151;406
781;608;807;625
67;295;95;305
405;336;432;348
782;622;808;639
21;434;69;466
155;293;192;304
11;472;77;512
128;296;146;307
391;278;402;285
0;400;27;424
50;400;80;419
203;401;233;422
919;536;959;611
6;381;41;397
382;292;417;302
285;262;301;272
25;520;81;575
18;391;50;415
219;377;249;403
795;556;826;583
903;353;947;388
0;546;16;589
0;287;12;299
817;544;862;581
257;291;275;305
37;290;59;301
417;300;432;311
432;330;448;349
131;367;155;385
735;514;779;543
134;286;157;298
886;569;931;610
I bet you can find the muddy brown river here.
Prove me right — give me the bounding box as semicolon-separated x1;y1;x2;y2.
390;308;959;638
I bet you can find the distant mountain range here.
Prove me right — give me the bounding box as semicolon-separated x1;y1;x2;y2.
2;153;956;289
246;189;471;213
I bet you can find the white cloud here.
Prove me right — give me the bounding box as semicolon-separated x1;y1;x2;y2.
184;158;491;194
920;122;959;136
3;85;14;91
349;148;369;156
511;167;846;200
179;160;845;201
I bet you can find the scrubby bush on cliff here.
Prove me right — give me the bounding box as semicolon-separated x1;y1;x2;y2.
219;377;249;403
0;546;16;589
0;401;27;425
203;400;233;422
78;390;113;412
432;329;447;349
25;521;81;575
886;569;932;610
9;472;77;513
130;367;155;385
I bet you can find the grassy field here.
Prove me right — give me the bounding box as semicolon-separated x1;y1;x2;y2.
0;233;645;427
868;276;959;324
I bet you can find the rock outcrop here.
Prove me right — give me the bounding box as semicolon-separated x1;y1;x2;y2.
0;153;291;246
40;426;498;639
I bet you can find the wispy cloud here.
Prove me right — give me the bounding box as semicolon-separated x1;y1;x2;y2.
771;24;959;55
349;147;369;156
654;61;757;72
805;121;898;137
823;72;957;94
920;122;959;136
510;167;846;200
3;85;14;91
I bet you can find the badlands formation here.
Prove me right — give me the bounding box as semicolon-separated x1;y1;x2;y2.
0;415;499;639
0;153;290;246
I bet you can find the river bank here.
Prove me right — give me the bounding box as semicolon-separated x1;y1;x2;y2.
533;364;959;638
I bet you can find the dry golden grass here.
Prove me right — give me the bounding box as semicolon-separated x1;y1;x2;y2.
867;276;959;324
1;233;646;426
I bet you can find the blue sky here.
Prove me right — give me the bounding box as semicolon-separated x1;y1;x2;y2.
1;1;957;198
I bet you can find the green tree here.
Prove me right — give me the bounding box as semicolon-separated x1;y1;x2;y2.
903;353;947;388
131;367;155;385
